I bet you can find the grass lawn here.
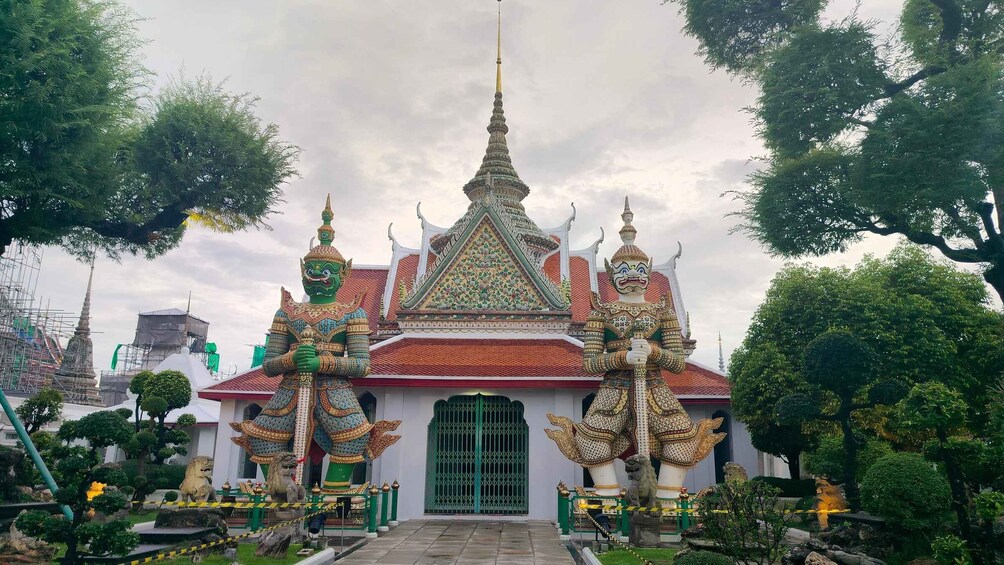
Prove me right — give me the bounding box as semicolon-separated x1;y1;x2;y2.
156;543;307;564
124;510;160;525
597;547;675;564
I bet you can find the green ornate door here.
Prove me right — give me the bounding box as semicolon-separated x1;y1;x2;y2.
425;394;528;514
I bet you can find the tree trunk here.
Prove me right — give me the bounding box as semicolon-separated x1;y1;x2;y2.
839;411;860;511
937;428;976;562
983;261;1004;304
785;452;801;480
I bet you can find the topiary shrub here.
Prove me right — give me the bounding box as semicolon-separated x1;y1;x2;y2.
162;491;178;503
860;452;952;535
676;550;733;565
804;435;893;483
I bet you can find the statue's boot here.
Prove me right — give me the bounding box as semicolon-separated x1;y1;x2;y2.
588;462;620;501
323;462;355;491
657;463;687;500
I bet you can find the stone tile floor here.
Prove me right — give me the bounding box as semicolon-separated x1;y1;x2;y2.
335;520;578;564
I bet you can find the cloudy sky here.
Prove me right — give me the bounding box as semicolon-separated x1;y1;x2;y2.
33;0;918;378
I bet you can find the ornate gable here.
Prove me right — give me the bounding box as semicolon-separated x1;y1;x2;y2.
400;200;570;317
419;219;548;311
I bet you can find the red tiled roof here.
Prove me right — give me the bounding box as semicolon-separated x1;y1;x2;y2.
543;253;561;285
200;336;730;399
370;338;587;377
386;254;419;322
569;256;594;321
337;267;388;332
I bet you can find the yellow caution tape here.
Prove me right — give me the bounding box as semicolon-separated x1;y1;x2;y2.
147;500;354;509
575;502;850;514
126;502;343;564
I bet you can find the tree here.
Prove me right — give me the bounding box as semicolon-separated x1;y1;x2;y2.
0;0;298;259
128;370;153;432
15;388;63;435
16;411;137;565
897;382;978;554
665;0;1004;300
729;246;1004;502
137;370;193;464
728;343;816;479
697;479;796;565
776;330;904;509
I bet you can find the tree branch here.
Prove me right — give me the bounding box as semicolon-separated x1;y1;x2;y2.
944;206;988;251
89;206;189;245
865;215;987;263
882;66;948;97
930;0;964;43
846;116;873;128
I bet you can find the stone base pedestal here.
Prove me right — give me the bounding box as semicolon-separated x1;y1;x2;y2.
629;513;661;547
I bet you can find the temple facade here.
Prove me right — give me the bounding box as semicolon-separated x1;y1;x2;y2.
202;32;767;519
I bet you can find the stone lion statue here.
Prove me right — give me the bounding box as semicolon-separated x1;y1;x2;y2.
265;452;305;504
723;462;748;484
179;456;217;503
814;476;847;530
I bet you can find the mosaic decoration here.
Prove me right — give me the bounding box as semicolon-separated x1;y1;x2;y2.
230;196;401;490
420;220;547;311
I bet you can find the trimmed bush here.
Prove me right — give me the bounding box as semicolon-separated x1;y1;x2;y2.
675;550;733;565
804;435;893;483
749;476;816;498
116;461;187;490
860;452;951;534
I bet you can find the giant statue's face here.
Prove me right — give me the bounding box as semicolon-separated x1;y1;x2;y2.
610;259;650;297
301;259;343;298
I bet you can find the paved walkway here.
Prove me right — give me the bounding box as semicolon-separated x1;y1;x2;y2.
336;520;578;564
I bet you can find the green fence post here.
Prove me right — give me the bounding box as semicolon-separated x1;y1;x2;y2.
0;390;72;520
367;486;379;538
679;488;691;531
618;488;630;541
252;485;263;531
390;480;400;526
379;483;390;531
557;483;570;540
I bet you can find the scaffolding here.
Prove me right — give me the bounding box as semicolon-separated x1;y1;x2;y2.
0;244;76;396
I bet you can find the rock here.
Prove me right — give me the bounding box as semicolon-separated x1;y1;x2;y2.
827;549;885;565
906;559;939;565
806;552;839;565
783;545;812;565
0;512;56;563
807;538;830;552
222;547;237;560
155;508;228;538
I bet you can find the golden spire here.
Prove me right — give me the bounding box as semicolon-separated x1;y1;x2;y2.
496;0;502;93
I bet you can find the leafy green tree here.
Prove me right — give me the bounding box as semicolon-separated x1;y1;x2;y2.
15;388;63;435
803;434;893;484
861;452;953;541
16;411;137;565
777;330;904;509
728;343;816;479
0;0;298;259
897;382;979;551
730;247;1004;478
135;369;194;464
128;370;154;432
665;0;1004;300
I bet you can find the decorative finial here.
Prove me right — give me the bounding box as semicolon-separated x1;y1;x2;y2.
318;193;334;246
74;259;95;335
496;0;502;94
718;332;725;373
619;196;637;246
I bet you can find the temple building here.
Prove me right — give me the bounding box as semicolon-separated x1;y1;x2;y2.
202;19;766;520
50;261;102;406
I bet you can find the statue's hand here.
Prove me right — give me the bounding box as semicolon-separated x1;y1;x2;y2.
631;338;652;356
293;344;316;364
297;356;320;373
626;350;647;365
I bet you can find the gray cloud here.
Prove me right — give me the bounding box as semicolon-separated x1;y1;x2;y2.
31;0;912;377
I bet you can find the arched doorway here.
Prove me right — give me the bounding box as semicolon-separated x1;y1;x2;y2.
712;410;733;484
424;394;528;515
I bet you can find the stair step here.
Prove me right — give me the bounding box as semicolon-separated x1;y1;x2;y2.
137;526;216;544
78;544;173;564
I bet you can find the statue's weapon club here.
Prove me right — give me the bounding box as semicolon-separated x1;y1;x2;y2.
630;321;650;459
292;324;317;484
